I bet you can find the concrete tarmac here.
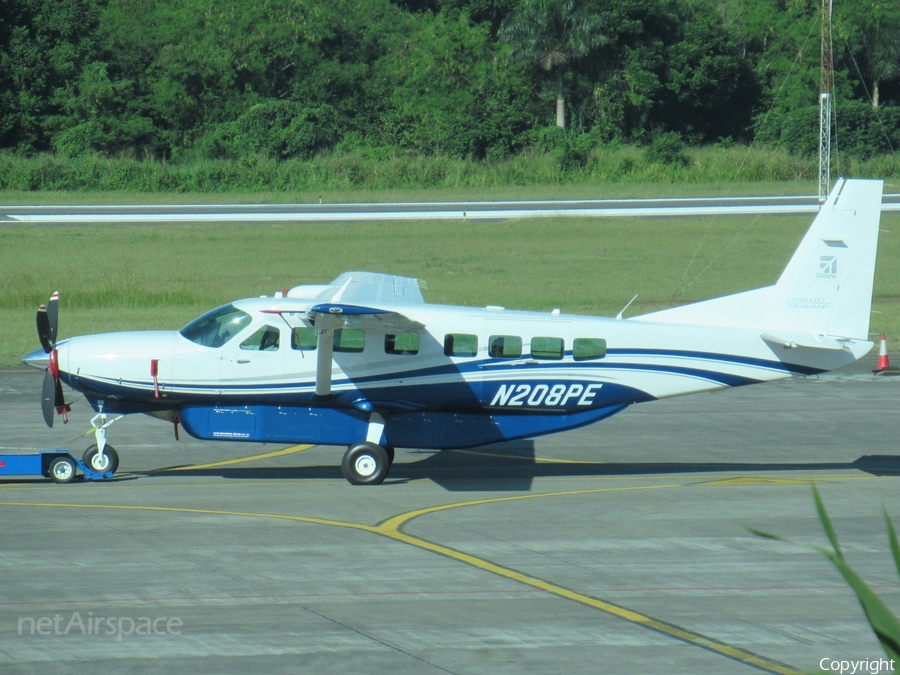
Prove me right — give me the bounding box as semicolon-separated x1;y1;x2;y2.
1;356;898;674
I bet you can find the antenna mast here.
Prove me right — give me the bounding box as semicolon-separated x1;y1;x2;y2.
818;0;834;203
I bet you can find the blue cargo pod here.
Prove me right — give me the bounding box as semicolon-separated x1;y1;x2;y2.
0;450;114;483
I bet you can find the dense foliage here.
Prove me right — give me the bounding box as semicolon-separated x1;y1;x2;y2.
1;0;898;167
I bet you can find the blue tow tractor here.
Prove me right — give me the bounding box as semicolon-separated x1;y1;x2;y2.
0;450;115;483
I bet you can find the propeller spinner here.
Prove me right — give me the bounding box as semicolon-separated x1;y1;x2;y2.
35;291;70;427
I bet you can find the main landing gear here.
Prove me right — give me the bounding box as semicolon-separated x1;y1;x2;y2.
342;442;391;485
340;413;394;485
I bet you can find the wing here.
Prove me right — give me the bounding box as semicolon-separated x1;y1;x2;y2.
316;271;427;307
307;303;424;333
282;272;427;396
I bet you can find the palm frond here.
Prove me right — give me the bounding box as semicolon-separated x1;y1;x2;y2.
751;487;900;662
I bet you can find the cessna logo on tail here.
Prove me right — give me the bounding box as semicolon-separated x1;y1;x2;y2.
818;256;838;278
489;383;602;408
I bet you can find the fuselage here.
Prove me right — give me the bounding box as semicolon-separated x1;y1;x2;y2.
26;294;864;450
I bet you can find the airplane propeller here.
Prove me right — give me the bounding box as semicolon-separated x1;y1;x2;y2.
36;291;70;427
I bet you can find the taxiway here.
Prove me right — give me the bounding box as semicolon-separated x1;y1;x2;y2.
1;358;898;674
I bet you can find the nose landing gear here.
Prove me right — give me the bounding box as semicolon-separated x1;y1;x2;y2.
83;402;123;474
83;443;119;474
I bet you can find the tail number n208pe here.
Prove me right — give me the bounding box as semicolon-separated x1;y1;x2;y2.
489;383;602;408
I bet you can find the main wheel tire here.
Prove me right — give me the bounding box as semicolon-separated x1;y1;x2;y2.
341;442;389;485
49;456;76;483
83;444;119;474
384;446;395;464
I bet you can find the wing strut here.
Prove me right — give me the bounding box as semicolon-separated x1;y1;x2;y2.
315;327;334;397
306;302;425;398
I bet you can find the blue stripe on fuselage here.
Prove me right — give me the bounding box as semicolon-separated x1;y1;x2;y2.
60;343;787;416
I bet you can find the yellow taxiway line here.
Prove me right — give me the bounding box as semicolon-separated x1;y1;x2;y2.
0;477;810;674
373;485;801;675
449;448;602;464
161;444;313;471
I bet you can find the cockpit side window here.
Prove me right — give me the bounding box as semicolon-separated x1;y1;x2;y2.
179;304;253;348
240;325;281;351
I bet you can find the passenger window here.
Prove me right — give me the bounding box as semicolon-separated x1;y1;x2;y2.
488;335;522;358
334;329;365;353
291;326;317;351
573;337;607;360
386;332;419;355
531;336;564;360
241;325;281;351
444;333;478;357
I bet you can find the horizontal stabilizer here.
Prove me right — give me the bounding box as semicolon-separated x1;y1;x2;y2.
760;332;847;351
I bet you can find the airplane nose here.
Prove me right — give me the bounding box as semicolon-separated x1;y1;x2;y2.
22;347;50;370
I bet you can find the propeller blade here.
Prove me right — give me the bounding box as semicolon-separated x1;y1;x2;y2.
54;377;70;424
41;369;55;427
38;293;66;426
37;305;52;353
47;291;59;346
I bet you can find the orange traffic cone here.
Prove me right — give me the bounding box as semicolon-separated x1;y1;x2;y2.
874;334;891;372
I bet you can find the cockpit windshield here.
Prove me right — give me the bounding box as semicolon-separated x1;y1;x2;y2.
179;304;252;348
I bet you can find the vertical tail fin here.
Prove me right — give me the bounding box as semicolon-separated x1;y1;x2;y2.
768;178;882;340
634;178;883;342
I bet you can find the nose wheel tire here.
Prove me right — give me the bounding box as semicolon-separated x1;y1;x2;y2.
342;442;390;485
83;444;119;474
49;456;76;483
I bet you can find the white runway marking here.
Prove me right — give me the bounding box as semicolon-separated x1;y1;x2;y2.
4;195;898;223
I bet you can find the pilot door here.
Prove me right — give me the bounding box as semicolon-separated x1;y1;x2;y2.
219;323;286;391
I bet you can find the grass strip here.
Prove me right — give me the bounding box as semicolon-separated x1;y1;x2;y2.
2;213;898;367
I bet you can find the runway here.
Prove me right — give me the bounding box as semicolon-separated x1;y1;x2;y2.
3;193;900;224
1;357;899;674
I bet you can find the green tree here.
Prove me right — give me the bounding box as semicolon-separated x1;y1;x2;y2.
499;0;608;128
582;0;758;143
0;0;101;151
62;0;399;158
722;0;900;155
374;9;538;157
51;61;156;157
202;101;338;159
836;0;900;108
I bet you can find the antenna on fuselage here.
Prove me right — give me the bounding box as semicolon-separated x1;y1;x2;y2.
616;294;638;320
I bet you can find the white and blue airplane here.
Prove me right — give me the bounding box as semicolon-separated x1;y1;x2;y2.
23;178;883;484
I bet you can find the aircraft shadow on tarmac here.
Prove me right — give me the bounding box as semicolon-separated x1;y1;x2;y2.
147;445;900;492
